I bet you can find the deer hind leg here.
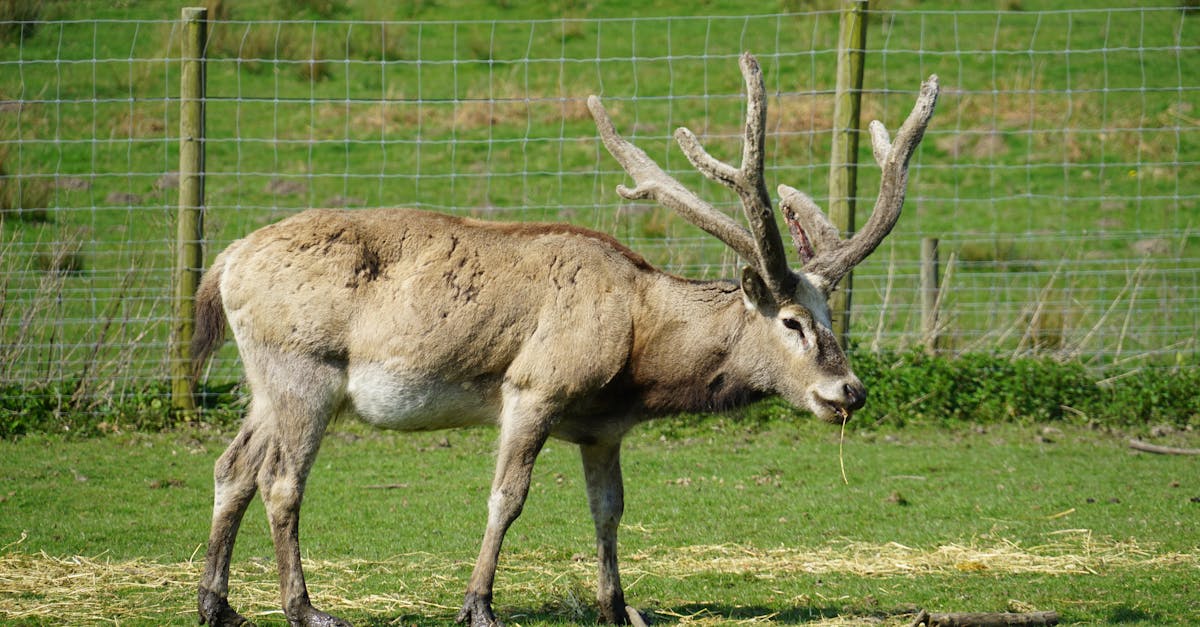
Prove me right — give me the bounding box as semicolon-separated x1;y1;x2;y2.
200;348;348;627
457;385;554;627
255;355;348;627
581;441;633;625
199;403;270;626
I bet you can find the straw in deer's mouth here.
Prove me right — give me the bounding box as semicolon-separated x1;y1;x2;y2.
837;407;850;484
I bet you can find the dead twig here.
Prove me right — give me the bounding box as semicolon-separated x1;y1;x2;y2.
1128;439;1200;456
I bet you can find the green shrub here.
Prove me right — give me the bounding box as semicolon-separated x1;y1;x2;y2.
0;381;243;439
2;353;1196;440
847;350;1198;428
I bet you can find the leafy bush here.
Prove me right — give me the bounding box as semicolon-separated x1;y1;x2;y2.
847;350;1199;428
0;381;243;439
1;353;1196;440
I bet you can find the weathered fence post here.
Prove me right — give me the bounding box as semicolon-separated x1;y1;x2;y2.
921;237;940;353
171;6;207;416
828;0;869;348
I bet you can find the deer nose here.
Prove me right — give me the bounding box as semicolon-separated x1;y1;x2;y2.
843;382;867;411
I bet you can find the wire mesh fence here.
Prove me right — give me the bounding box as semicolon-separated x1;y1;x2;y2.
0;5;1196;417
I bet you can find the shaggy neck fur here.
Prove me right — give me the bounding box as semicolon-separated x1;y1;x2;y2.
625;275;769;414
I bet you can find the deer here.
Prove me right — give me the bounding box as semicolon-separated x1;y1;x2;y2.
192;52;938;627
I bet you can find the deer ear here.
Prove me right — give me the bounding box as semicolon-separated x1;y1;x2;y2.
740;266;777;312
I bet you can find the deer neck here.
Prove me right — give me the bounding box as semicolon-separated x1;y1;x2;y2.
627;275;767;414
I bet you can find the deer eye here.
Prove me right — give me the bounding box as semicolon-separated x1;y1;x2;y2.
781;317;806;339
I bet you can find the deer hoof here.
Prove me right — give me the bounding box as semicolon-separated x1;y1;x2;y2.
456;592;502;627
198;587;254;626
286;606;353;627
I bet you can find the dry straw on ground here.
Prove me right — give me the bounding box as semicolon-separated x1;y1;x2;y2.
1;531;1194;624
621;530;1195;579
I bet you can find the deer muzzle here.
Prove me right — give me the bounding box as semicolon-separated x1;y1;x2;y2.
811;376;867;424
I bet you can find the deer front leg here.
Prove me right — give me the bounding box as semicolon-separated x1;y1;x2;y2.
457;386;554;627
581;440;634;625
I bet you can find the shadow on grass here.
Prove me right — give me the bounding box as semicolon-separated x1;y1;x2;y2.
654;603;851;623
354;602;901;625
1107;605;1160;624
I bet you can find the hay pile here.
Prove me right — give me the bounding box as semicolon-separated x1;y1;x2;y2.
1;530;1194;624
622;529;1191;579
0;547;463;623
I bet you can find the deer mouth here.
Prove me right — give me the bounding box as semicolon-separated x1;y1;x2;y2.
812;395;853;424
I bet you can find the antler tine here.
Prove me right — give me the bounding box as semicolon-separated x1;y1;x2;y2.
794;74;941;292
674;52;797;297
778;184;839;266
587;95;760;268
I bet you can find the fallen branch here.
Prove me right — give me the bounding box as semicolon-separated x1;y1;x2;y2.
909;609;1059;627
626;605;649;627
1128;439;1200;456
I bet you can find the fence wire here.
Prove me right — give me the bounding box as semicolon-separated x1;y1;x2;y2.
0;6;1196;416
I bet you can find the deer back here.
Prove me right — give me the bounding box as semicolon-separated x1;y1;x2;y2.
212;209;642;404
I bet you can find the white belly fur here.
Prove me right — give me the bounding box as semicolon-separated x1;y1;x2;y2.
344;363;498;430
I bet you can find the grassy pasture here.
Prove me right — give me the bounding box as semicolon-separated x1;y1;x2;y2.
0;5;1196;625
0;418;1197;625
0;0;1196;408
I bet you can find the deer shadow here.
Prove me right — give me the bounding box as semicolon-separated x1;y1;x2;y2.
356;602;892;625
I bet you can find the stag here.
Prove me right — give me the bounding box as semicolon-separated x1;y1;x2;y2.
193;52;938;627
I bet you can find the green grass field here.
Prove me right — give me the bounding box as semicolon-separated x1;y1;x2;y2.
1;0;1197;409
1;418;1197;625
0;4;1196;624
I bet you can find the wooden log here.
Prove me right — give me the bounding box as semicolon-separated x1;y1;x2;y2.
626;605;649;627
1129;439;1200;456
910;609;1059;626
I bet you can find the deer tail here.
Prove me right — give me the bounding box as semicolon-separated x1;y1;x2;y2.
191;252;229;381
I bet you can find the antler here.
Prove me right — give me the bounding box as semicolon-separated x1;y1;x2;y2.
673;53;797;297
781;74;941;294
588;52;798;299
587;95;758;268
590;53;940;302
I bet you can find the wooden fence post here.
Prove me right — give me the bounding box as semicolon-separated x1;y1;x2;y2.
828;0;869;348
921;237;940;353
171;6;207;416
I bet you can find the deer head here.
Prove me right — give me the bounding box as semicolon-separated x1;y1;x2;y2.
589;52;939;421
